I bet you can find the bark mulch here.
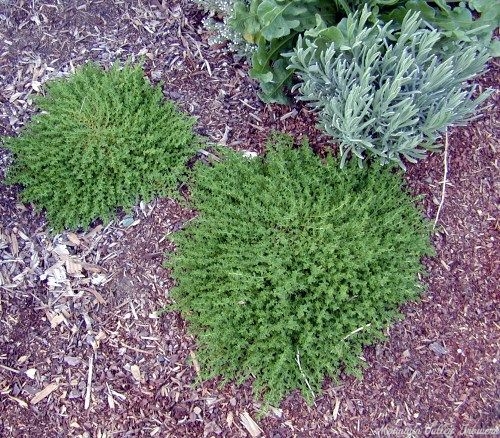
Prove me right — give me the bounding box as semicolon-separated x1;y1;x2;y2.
0;1;498;437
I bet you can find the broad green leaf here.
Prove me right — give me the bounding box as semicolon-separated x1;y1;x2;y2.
304;14;346;50
250;33;297;82
257;58;294;103
258;0;306;40
231;0;261;42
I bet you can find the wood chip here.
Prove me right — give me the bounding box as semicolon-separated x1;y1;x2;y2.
226;411;234;428
10;232;19;256
48;312;67;329
64;356;81;366
17;230;30;241
190;351;201;378
239;411;263;438
106;383;116;410
333;397;341;421
80;262;104;273
66;258;83;276
25;368;37;379
66;232;81;246
130;364;142;382
8;395;28;409
31;383;59;404
17;355;29;364
0;364;20;374
84;356;93;410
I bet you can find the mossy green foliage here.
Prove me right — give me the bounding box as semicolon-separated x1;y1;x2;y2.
3;62;199;231
167;134;434;406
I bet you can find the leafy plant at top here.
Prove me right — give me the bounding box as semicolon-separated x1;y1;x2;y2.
3;62;200;232
287;6;491;168
166;133;434;407
231;0;341;103
193;0;344;103
384;0;500;57
333;0;500;56
192;0;498;103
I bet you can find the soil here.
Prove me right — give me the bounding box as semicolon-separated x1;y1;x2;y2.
0;1;498;437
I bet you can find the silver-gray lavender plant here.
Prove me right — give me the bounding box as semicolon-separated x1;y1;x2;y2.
288;6;491;168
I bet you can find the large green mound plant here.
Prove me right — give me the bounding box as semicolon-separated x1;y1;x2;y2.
167;134;434;406
288;7;490;168
3;62;199;231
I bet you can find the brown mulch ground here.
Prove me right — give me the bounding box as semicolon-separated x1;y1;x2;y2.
0;1;498;437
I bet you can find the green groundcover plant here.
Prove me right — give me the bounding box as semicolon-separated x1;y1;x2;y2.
166;133;434;406
3;61;199;231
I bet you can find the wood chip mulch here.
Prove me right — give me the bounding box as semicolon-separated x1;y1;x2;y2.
0;1;498;437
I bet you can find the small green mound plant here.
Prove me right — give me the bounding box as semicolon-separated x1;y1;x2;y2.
166;133;434;406
3;61;199;231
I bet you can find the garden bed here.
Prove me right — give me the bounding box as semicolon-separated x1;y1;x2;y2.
0;1;498;437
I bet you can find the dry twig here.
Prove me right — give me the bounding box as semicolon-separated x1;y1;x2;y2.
84;355;93;410
434;130;449;229
295;349;317;406
342;323;372;341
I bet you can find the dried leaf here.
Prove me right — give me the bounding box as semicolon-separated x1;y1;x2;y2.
95;330;106;342
31;80;42;92
242;150;258;159
270;406;283;418
204;421;222;436
205;397;219;407
42;263;67;285
91;274;107;285
53;244;70;259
